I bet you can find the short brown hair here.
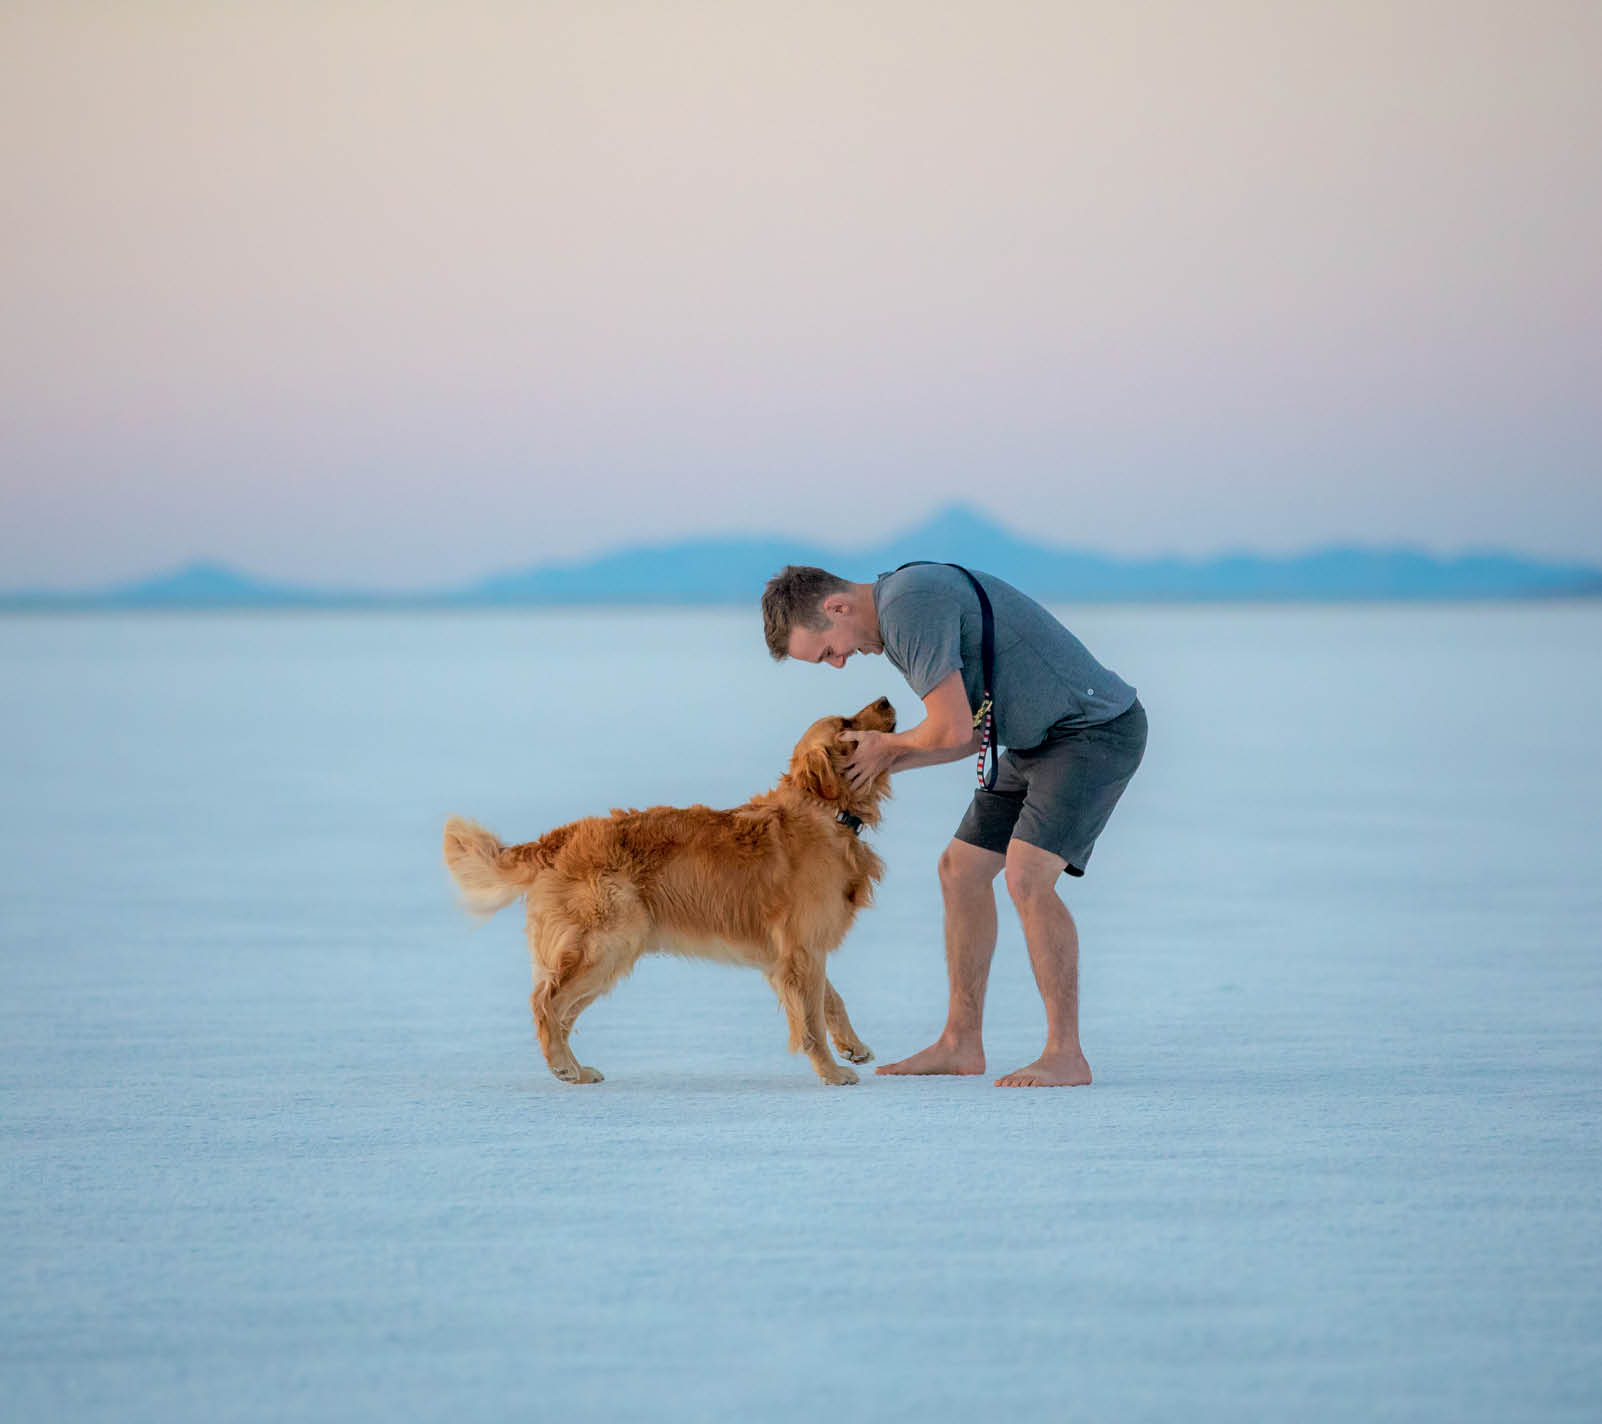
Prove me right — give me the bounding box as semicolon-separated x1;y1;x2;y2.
761;565;849;660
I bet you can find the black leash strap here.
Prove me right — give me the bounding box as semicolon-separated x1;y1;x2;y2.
893;562;997;790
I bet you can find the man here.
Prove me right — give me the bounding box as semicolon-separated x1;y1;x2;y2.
761;562;1146;1087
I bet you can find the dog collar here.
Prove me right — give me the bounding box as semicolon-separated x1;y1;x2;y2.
835;809;865;837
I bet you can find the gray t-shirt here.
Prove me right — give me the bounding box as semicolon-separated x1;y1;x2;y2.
873;564;1136;749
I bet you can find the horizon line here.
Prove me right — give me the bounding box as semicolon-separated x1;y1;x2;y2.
7;500;1602;599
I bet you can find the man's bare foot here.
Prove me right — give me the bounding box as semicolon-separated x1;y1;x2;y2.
875;1037;986;1076
994;1051;1092;1087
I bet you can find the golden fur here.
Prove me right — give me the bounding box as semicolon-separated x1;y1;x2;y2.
442;697;897;1085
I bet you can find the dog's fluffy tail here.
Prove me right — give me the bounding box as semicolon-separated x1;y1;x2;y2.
442;815;552;919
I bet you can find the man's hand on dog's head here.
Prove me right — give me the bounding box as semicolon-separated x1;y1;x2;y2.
841;729;897;789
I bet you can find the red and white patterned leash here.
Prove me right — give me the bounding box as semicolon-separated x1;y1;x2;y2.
973;695;995;789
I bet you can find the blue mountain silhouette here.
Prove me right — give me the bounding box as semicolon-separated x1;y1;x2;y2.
6;505;1599;607
456;503;1602;603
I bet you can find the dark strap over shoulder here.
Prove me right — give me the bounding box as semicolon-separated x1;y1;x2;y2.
892;562;997;789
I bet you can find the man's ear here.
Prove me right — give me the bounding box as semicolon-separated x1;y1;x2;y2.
822;593;851;619
801;744;843;802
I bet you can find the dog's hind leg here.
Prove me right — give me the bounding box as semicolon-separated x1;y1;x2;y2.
532;962;616;1085
546;960;627;1084
530;991;602;1085
770;932;857;1085
527;919;604;1085
824;978;873;1065
531;919;643;1085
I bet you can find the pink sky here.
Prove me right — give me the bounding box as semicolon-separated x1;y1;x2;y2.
3;1;1599;589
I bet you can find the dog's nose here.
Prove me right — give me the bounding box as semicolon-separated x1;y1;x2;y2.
875;697;892;712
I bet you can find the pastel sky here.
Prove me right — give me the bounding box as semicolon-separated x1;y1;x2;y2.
3;1;1599;590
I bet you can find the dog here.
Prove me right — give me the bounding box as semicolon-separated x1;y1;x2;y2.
442;696;897;1085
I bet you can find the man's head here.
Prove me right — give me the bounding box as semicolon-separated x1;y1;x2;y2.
762;565;884;666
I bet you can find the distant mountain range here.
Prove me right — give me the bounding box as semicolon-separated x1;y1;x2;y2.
6;505;1600;609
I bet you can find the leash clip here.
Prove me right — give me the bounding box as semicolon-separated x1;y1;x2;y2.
971;696;992;730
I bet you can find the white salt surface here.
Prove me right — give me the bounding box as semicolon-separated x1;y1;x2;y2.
2;604;1599;1421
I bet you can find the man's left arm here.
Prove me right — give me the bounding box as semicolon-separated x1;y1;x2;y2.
843;671;978;788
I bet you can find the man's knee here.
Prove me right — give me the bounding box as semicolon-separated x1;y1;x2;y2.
1003;844;1067;910
939;840;1003;893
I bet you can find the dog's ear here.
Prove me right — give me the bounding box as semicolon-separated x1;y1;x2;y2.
799;742;844;803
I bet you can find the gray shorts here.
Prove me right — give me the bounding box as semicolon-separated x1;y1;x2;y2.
954;698;1147;876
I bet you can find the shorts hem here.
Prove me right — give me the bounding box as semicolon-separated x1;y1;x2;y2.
956;826;1089;877
951;826;1008;857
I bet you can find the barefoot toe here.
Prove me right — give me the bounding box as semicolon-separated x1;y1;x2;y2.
874;1040;986;1076
992;1054;1091;1088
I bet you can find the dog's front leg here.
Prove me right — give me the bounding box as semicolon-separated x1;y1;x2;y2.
824;978;874;1064
770;932;857;1085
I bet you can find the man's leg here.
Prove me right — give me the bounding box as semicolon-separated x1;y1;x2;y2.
995;838;1093;1087
876;838;1004;1075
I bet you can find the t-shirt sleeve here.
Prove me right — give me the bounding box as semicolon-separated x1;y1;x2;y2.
881;590;965;701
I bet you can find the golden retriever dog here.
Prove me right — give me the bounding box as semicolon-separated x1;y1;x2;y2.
442;696;897;1086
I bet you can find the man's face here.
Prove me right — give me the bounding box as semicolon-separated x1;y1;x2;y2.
786;596;882;668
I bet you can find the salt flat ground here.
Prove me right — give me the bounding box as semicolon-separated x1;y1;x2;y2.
2;603;1599;1422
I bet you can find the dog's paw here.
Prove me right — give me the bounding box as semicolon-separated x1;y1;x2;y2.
553;1064;606;1085
819;1063;860;1086
839;1042;874;1064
